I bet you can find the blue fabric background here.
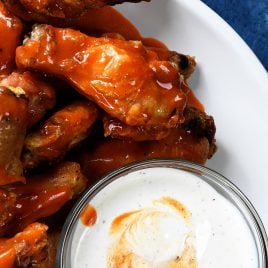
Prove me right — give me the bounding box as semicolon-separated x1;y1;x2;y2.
201;0;268;70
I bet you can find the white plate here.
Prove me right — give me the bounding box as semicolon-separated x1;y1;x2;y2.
117;0;268;230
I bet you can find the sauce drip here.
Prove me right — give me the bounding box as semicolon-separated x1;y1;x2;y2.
80;204;97;227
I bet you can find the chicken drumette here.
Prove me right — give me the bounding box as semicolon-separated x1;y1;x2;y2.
23;101;99;169
16;24;191;128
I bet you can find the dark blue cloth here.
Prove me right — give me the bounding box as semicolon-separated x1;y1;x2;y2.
201;0;268;70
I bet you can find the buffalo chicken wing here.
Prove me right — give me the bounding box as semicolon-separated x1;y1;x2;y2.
16;24;189;128
1;162;87;235
23;101;99;169
80;127;215;183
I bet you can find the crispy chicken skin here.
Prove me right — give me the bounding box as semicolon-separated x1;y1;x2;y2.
0;71;56;126
0;2;23;75
16;24;189;128
4;0;149;19
1;162;87;235
0;87;28;185
23;101;99;169
80;128;213;183
0;222;48;267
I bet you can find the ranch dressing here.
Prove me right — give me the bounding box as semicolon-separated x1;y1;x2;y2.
70;167;259;267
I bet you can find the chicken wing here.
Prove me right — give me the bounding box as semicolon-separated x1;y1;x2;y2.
0;71;56;127
16;24;189;128
80;128;214;183
0;222;48;267
0;2;23;75
1;162;87;235
4;0;149;19
0;87;28;185
23;101;99;169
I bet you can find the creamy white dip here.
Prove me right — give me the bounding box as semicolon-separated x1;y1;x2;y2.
71;167;258;267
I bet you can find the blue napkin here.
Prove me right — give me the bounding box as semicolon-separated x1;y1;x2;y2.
201;0;268;70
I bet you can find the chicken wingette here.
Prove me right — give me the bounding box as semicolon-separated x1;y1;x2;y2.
23;101;99;168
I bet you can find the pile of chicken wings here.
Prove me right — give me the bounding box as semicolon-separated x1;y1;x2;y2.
0;0;216;266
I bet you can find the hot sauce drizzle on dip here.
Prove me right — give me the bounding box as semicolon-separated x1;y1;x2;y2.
80;204;97;227
107;196;196;268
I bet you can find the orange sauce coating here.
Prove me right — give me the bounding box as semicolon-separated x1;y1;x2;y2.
14;186;72;231
0;2;23;75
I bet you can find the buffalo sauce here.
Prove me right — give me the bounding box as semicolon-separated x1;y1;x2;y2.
110;210;140;235
80;204;97;227
0;246;16;268
14;186;72;230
